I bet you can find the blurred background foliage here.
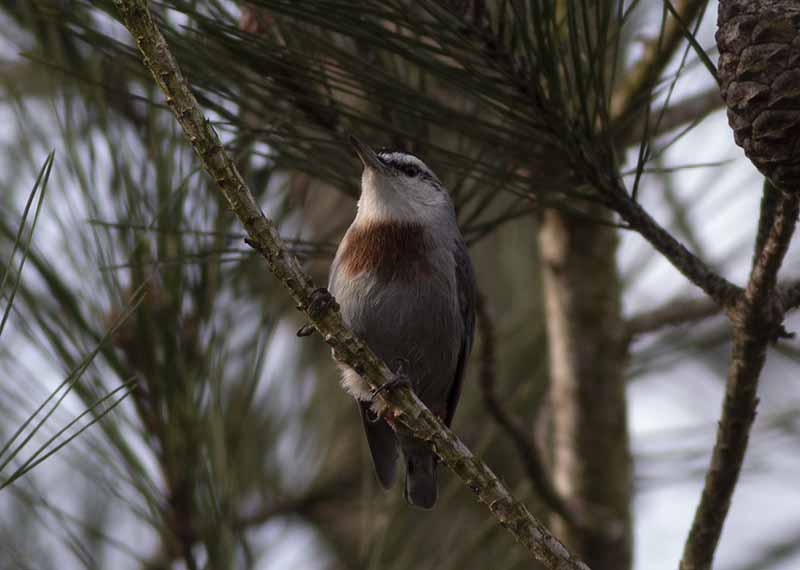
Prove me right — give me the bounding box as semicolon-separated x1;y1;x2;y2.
1;1;800;570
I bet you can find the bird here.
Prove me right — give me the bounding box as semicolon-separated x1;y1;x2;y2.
328;136;476;509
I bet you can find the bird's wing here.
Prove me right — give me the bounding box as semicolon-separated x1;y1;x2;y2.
444;238;477;426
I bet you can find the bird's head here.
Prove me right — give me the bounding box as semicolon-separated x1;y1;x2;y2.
350;136;453;225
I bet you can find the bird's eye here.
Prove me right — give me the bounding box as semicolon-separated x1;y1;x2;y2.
400;164;420;177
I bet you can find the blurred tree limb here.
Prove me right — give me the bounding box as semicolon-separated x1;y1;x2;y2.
108;2;589;569
624;296;721;341
624;276;800;343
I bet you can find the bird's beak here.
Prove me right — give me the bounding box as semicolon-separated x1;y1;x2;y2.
350;136;385;173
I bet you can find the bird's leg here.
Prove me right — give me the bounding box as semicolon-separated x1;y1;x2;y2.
369;359;412;431
370;358;412;399
297;287;339;337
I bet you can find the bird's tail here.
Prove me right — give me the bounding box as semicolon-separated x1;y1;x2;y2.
359;402;398;489
400;437;438;509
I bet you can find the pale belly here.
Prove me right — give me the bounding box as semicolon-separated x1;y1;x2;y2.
331;271;462;416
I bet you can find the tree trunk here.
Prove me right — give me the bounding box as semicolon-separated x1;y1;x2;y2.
538;208;632;570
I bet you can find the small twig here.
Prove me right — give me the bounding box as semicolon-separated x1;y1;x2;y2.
680;192;800;570
624;296;722;341
626;277;800;340
476;293;581;528
109;3;589;569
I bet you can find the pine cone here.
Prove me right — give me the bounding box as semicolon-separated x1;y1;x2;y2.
717;0;800;192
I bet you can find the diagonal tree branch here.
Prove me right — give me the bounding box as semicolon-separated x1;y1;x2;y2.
109;2;589;569
601;182;742;309
679;191;800;570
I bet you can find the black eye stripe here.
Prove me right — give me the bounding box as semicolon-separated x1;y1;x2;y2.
376;151;441;190
379;155;425;175
400;164;420;177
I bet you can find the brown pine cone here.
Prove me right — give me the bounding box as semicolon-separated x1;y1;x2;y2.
717;0;800;192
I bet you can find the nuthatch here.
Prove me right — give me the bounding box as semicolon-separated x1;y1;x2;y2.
328;137;476;509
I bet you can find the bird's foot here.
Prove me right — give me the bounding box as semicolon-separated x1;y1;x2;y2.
296;324;315;337
297;287;338;337
370;358;412;400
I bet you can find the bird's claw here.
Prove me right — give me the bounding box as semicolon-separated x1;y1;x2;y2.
296;324;315;337
370;376;412;400
370;358;412;400
306;287;338;318
297;288;338;337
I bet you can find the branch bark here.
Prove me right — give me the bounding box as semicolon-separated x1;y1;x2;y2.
109;2;589;569
679;192;800;570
